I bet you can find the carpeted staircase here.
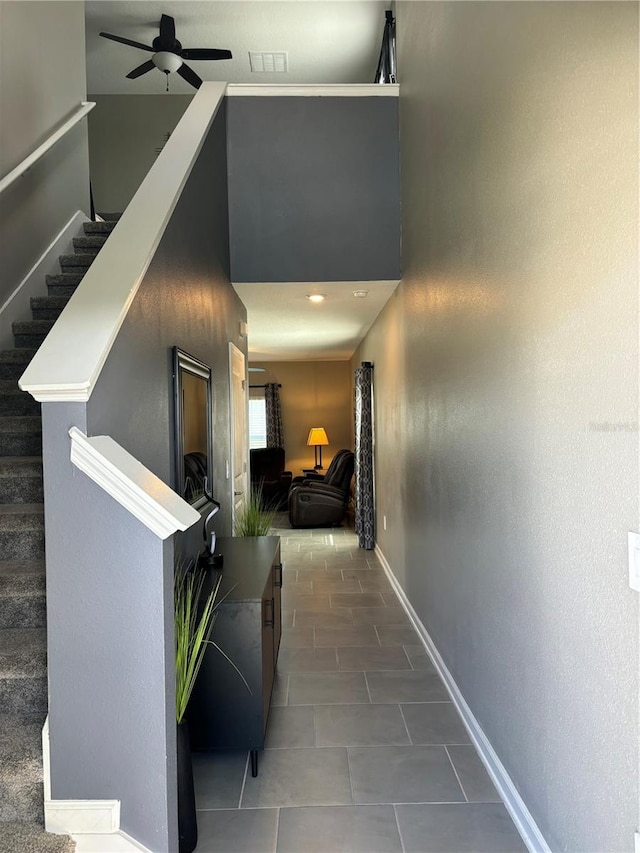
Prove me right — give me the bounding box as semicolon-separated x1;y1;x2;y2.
0;219;116;853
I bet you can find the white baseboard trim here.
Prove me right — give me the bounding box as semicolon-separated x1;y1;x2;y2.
72;829;154;852
374;544;551;853
45;798;120;835
0;210;88;350
43;717;151;852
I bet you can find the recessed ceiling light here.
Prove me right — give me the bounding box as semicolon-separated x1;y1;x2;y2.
353;290;369;298
306;294;326;303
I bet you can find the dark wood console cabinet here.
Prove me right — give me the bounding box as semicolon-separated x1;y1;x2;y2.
189;536;282;775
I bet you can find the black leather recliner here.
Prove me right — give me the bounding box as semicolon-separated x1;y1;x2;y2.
250;447;292;509
288;449;355;528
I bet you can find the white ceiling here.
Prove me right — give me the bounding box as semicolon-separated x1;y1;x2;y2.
85;1;396;363
233;281;398;361
85;1;388;94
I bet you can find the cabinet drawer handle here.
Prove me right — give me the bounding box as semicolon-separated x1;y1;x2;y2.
264;598;274;628
274;563;283;588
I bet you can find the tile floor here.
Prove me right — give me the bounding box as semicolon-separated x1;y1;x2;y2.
193;520;527;852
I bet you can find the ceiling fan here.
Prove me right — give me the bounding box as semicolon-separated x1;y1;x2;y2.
99;13;232;90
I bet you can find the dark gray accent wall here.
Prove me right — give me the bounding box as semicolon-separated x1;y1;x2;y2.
44;105;245;851
227;96;401;282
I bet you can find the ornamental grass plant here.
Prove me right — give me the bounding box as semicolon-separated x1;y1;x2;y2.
174;559;248;724
233;484;278;537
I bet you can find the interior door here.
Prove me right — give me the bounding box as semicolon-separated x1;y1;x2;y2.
229;342;248;529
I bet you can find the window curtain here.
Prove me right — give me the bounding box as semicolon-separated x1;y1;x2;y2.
354;362;375;550
265;383;284;448
374;10;397;84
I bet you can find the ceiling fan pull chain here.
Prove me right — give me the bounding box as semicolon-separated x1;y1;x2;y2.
166;74;169;93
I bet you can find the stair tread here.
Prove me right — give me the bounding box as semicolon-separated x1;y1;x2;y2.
0;629;46;678
0;562;44;576
0;458;42;472
30;296;70;309
0;417;41;434
0;823;75;853
58;253;94;264
11;321;54;333
83;220;116;234
0;350;36;364
73;236;107;248
0;506;44;530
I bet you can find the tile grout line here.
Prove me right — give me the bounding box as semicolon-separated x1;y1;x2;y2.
444;743;469;803
237;750;250;808
393;803;407;853
397;703;413;745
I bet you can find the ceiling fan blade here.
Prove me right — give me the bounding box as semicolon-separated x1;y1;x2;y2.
99;31;154;52
181;48;233;61
177;63;202;89
126;59;156;79
159;14;176;44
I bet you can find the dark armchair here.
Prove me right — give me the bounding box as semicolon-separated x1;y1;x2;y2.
250;447;292;510
288;449;355;528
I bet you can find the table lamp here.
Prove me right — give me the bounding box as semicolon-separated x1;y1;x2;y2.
307;427;329;470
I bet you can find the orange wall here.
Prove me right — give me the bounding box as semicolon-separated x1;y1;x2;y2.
250;361;352;475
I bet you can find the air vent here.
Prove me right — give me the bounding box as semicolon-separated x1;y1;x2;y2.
249;52;288;73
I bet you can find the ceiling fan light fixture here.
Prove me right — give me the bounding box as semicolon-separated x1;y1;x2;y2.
153;51;183;74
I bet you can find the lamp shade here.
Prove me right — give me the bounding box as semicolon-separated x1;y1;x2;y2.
307;427;329;447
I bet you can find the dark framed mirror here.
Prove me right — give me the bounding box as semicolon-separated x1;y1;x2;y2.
173;347;212;508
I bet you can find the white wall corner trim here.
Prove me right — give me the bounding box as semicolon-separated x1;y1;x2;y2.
69;427;200;538
375;544;552;853
226;83;399;97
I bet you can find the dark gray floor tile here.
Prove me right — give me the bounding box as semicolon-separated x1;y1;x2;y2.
294;607;353;627
282;592;331;611
266;705;315;748
401;703;471;745
315;703;410;747
282;579;313;594
352;607;410;626
289;671;370;705
315;625;380;648
276;805;402;853
241;747;352;808
341;567;387;580
196;807;278;852
358;575;394;592
377;625;420;646
281;611;294;629
331;591;385;608
337;645;411;671
367;670;449;703
446;745;501;802
395;803;527;852
271;673;289;706
280;626;315;649
403;644;435;671
294;568;344;581
277;647;338;673
193;750;248;810
349;745;465;804
313;578;361;594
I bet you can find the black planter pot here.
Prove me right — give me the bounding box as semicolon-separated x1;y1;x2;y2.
177;721;198;853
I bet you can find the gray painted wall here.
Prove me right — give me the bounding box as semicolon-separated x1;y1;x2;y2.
227;96;401;282
88;95;193;215
354;3;639;851
0;1;90;300
45;105;246;851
